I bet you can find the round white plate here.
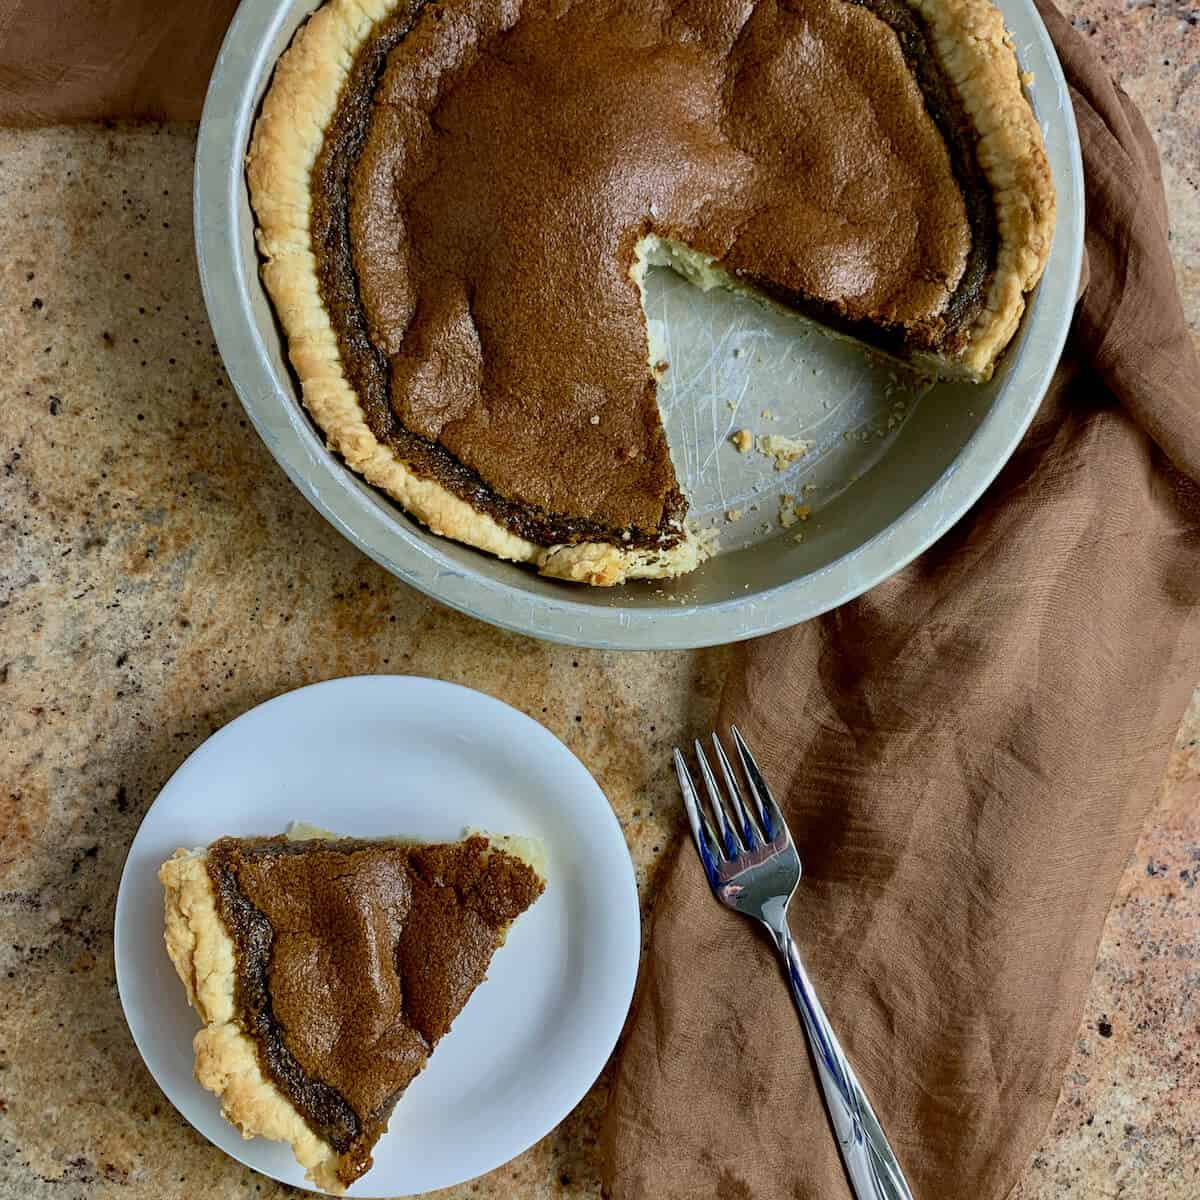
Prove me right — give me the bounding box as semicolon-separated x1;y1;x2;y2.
114;676;640;1197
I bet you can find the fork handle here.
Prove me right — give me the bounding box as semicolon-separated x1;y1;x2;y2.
766;923;913;1200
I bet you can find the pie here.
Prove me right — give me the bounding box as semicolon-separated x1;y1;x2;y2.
159;830;545;1192
247;0;1054;585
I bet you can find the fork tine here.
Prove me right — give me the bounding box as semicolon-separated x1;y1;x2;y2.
711;733;761;849
730;725;786;843
694;739;743;858
674;748;723;882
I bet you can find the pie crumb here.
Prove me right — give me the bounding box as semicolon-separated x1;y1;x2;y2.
725;508;743;522
780;494;813;528
693;524;721;557
731;429;754;453
758;434;814;470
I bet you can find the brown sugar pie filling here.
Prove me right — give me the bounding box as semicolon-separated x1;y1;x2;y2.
249;0;1054;585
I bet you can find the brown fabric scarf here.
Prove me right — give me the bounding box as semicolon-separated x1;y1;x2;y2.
0;0;238;124
603;4;1200;1198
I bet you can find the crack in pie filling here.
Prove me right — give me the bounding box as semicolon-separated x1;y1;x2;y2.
248;0;1054;585
160;831;545;1192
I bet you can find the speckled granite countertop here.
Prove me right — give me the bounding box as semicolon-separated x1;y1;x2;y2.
1;2;1197;1197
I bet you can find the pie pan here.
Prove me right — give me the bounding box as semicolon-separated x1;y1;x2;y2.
195;0;1084;651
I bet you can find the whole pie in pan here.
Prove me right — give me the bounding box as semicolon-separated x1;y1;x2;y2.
248;0;1055;585
159;830;545;1192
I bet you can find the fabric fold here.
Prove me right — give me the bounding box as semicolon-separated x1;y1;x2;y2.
0;1;239;125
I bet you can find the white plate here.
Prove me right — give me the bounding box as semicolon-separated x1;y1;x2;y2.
114;676;640;1197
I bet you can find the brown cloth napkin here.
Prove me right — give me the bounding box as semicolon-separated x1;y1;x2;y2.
0;0;237;124
603;5;1200;1199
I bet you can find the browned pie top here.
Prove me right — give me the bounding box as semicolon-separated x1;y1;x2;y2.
206;835;543;1184
317;0;996;541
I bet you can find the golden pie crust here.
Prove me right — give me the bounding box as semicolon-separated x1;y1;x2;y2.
247;0;1054;587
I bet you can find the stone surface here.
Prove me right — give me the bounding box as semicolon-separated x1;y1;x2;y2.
0;4;1197;1195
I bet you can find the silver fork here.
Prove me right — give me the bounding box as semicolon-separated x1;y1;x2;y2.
675;727;913;1200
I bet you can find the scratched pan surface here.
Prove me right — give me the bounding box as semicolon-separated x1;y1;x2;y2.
196;0;1083;650
646;276;939;555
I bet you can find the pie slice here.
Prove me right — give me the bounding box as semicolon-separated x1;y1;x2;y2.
248;0;1055;585
159;830;545;1192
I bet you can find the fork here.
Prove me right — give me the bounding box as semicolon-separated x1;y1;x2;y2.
674;727;913;1200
